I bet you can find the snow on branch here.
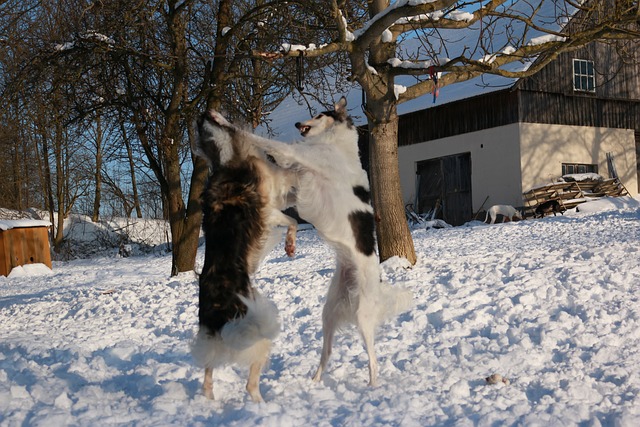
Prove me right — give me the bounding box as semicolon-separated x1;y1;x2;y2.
339;10;356;42
393;9;474;26
54;31;115;52
478;46;516;64
393;84;407;99
352;0;462;47
279;42;332;55
387;57;443;69
527;34;567;46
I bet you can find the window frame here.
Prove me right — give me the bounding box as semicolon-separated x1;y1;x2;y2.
572;59;596;93
562;163;598;176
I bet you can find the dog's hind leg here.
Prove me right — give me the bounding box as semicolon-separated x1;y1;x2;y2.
312;273;343;383
313;261;355;383
312;305;336;383
203;367;214;400
246;358;267;402
357;310;378;387
356;271;380;387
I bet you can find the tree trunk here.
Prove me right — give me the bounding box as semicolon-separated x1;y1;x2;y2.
181;121;208;268
163;114;209;276
368;113;417;265
39;134;56;242
122;127;142;218
165;1;199;276
357;0;417;265
22;139;31;207
92;115;103;222
12;137;22;210
53;122;65;250
163;142;188;276
161;88;199;277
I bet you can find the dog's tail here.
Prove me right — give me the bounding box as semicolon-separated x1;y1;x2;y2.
193;110;237;168
191;292;280;368
219;293;280;349
374;283;414;323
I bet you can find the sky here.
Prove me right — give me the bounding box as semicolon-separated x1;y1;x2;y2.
2;196;640;426
259;0;572;141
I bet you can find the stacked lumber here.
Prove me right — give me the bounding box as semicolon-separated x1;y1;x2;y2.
522;176;629;218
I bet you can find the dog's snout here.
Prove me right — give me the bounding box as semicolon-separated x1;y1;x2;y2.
295;122;302;129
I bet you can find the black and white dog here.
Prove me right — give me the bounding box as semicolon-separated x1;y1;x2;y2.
190;111;297;402
535;199;566;218
205;97;412;386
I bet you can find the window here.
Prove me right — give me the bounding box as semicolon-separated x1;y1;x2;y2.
562;163;598;176
573;59;595;92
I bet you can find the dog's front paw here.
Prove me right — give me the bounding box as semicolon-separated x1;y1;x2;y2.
285;240;295;257
207;110;231;127
285;226;296;257
246;386;264;403
203;386;214;400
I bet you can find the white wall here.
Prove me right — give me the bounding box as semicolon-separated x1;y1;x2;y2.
519;123;638;196
398;124;523;211
398;122;638;213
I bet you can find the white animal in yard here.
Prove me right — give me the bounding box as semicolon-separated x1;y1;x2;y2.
484;204;523;224
203;97;413;387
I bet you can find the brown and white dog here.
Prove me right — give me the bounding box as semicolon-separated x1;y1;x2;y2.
190;111;297;402
205;97;412;387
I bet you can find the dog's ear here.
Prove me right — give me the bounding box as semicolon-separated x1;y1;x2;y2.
192;113;220;168
334;96;348;113
194;110;237;168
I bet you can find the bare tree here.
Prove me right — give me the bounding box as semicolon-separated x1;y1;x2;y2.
90;0;323;274
0;104;24;209
0;1;44;211
2;0;357;273
259;0;639;264
90;114;104;222
118;120;143;218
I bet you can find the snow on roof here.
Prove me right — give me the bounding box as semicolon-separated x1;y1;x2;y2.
0;220;51;231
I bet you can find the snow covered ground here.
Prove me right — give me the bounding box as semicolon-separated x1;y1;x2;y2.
1;197;640;426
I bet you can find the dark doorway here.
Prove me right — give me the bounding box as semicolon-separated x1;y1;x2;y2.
416;153;473;226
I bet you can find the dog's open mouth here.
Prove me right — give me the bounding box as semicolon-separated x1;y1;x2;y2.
297;126;310;136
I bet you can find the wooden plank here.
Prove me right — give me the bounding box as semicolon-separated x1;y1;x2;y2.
33;228;52;268
0;231;8;277
8;229;26;272
523;176;630;216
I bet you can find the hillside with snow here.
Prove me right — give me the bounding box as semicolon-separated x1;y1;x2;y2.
1;197;640;426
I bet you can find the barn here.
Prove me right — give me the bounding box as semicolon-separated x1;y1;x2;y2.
392;40;639;225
